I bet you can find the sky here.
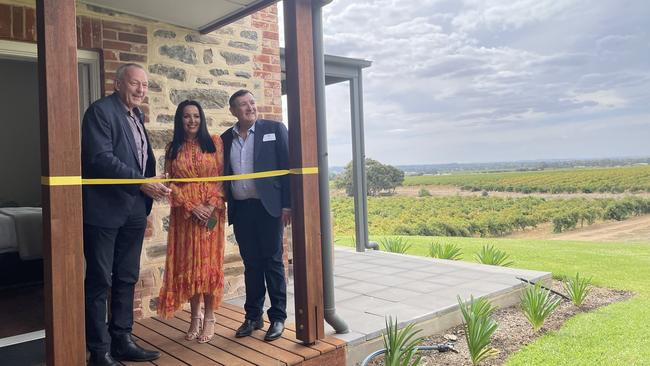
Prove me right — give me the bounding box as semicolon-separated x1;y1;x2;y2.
280;0;650;166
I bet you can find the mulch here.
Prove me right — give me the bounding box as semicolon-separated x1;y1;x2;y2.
368;280;633;365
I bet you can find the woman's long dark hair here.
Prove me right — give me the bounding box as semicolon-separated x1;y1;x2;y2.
166;100;216;160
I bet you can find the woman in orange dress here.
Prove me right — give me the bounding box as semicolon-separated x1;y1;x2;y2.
158;100;225;343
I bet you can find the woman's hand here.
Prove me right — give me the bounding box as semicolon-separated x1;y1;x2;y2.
191;204;215;225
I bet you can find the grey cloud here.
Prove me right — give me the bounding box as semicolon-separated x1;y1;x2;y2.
315;0;650;164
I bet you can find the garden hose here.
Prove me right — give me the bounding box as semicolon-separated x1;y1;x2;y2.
360;343;457;366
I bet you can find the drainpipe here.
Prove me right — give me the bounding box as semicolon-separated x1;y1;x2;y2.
313;0;349;334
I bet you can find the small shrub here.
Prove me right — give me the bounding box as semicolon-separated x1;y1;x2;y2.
382;316;423;366
520;283;561;332
458;296;498;365
475;245;514;267
380;237;412;254
563;272;592;307
428;242;462;260
417;188;431;197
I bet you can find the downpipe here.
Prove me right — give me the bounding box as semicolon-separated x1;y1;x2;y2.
313;0;349;334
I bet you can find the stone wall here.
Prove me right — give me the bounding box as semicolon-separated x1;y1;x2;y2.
0;0;283;319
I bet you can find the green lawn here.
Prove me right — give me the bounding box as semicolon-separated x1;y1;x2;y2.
334;236;650;365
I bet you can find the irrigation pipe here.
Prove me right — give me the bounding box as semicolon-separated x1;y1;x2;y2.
516;277;571;301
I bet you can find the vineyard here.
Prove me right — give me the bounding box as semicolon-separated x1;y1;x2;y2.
403;165;650;194
331;195;650;237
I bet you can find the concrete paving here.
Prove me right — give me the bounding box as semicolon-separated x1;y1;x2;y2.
227;247;551;363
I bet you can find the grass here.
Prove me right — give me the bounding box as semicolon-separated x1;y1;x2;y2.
334;236;650;365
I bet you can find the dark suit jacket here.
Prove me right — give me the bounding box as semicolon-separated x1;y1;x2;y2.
81;92;156;228
221;119;290;223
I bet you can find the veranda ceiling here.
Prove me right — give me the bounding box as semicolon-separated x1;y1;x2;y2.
79;0;277;33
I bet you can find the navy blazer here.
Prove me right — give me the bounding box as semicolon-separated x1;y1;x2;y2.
81;92;156;228
221;119;290;223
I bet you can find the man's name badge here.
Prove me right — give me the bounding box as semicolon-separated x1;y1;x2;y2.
263;133;276;142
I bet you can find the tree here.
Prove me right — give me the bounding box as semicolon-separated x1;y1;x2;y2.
334;158;405;196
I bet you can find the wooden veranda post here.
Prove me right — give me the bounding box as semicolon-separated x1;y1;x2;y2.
283;0;325;344
36;0;86;364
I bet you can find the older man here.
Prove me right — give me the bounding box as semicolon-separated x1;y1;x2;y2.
81;63;170;366
221;89;291;341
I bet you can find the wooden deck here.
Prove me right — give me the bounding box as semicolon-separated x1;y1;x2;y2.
129;303;346;366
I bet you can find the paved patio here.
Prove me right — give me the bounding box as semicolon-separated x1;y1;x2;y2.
227;247;551;365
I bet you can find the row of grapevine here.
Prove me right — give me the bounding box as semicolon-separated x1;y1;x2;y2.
331;196;650;237
403;166;650;194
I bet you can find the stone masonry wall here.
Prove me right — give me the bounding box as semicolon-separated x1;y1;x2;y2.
0;0;283;319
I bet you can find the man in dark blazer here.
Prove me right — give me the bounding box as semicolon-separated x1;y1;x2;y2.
221;89;291;341
81;63;169;366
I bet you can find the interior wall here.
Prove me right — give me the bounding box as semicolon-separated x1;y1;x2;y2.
0;58;41;207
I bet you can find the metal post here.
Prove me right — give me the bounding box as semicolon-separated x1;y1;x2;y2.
350;74;369;252
313;0;349;334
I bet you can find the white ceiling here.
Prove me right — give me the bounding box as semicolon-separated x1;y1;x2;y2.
81;0;275;32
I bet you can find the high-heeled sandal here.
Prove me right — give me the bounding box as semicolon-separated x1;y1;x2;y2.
198;317;215;344
185;314;203;341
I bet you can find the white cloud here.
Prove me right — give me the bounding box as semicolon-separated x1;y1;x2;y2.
280;0;650;165
567;90;627;110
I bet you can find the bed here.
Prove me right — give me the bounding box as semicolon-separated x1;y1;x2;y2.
0;207;42;260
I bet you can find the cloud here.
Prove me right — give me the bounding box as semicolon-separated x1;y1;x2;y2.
282;0;650;165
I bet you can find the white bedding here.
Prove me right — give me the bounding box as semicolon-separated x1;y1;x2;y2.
0;211;18;254
0;207;42;260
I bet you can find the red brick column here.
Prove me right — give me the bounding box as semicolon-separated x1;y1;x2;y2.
251;4;290;279
252;5;283;122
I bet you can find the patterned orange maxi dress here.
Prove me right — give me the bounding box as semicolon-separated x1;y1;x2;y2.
157;135;226;319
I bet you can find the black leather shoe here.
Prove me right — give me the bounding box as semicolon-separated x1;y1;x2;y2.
235;318;264;337
264;321;285;341
88;352;120;366
111;333;160;362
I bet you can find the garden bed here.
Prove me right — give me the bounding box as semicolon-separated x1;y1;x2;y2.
368;280;633;365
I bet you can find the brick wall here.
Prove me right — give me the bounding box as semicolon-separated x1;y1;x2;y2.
251;6;283;122
0;1;286;319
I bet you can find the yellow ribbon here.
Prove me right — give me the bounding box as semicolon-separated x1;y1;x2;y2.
41;167;319;186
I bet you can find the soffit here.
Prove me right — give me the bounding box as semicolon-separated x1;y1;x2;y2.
80;0;277;33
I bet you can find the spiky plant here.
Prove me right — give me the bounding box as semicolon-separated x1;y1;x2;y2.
563;272;592;307
428;242;462;260
458;296;499;365
382;316;423;366
380;237;412;254
520;282;561;332
475;244;514;267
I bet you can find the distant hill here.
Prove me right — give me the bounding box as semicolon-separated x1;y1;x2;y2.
397;157;650;175
330;157;650;176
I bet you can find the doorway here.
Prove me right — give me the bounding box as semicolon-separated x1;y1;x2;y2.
0;39;100;364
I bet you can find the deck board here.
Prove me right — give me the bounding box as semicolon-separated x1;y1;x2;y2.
221;303;345;349
141;318;253;366
130;335;188;366
133;322;221;365
133;305;345;366
162;316;286;366
216;305;335;354
209;308;321;359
